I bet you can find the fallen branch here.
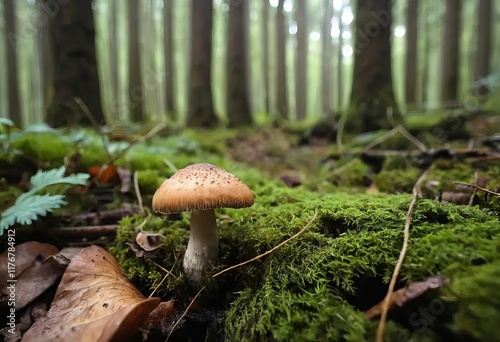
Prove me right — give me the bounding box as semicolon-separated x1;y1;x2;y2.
49;225;119;236
213;210;318;278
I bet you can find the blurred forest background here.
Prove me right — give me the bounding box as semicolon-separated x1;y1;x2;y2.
0;0;499;131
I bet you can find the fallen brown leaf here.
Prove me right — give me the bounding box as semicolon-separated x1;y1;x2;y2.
0;242;59;287
136;232;166;252
142;300;176;334
364;276;449;319
22;245;160;342
0;242;62;309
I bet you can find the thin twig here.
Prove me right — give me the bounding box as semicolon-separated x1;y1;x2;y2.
74;97;112;160
150;252;180;298
163;158;178;172
455;181;500;197
133;170;144;214
213;210;318;278
166;286;205;342
376;170;426;342
469;172;479;206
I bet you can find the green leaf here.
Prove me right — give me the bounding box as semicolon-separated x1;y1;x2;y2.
28;167;90;194
0;194;66;233
0;118;15;127
23;123;61;134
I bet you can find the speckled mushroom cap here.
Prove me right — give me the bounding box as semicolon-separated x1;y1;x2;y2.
152;163;254;213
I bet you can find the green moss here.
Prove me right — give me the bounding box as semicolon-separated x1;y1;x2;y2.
108;213;189;294
11;133;73;167
444;261;500;342
218;188;500;341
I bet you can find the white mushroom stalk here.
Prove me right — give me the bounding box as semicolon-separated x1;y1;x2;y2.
184;209;219;284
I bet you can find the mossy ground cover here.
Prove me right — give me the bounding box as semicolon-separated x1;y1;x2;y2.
2;127;499;341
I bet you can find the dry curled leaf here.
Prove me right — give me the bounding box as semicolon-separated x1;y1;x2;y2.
142;300;176;334
0;242;62;310
0;241;59;287
136;231;166;251
22;245;160;342
364;276;450;319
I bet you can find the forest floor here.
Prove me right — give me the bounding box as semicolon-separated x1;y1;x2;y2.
0;117;499;341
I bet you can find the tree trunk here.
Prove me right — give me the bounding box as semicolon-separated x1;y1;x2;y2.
187;0;218;127
46;0;105;128
128;0;144;122
441;0;461;106
164;0;176;120
405;0;418;108
4;0;22;127
38;1;53;117
295;0;308;121
321;0;333;117
348;0;401;132
275;0;288;122
262;0;270;114
474;0;491;97
227;0;252;127
109;0;118;119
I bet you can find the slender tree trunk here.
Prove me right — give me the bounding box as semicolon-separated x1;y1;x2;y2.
38;1;52;116
421;0;430;108
46;0;105;127
187;0;218;127
441;0;461;106
321;0;333;117
109;0;118;119
227;0;252;127
474;0;491;97
337;5;344;110
262;0;270;114
4;0;22;127
405;0;418;108
164;0;176;119
128;0;144;122
348;0;401;132
275;0;288;121
295;0;307;121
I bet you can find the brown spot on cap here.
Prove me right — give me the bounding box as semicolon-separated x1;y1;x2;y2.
152;163;254;213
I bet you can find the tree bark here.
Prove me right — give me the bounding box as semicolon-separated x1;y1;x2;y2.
295;0;308;121
4;0;22;127
46;0;105;127
128;0;144;122
441;0;461;106
405;0;418;108
321;0;333;117
109;0;118;118
275;0;288;121
38;1;53;117
474;0;491;94
262;0;270;114
187;0;218;127
164;0;176;119
227;0;252;127
348;0;401;132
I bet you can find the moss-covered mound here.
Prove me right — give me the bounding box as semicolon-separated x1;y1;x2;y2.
110;177;500;341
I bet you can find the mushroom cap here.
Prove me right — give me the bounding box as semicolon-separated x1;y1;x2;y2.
152;163;254;213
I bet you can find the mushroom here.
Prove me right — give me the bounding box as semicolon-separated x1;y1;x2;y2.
152;163;254;285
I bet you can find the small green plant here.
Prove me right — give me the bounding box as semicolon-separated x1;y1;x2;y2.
0;166;90;233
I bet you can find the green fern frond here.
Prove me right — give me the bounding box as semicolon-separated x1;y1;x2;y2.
0;194;66;231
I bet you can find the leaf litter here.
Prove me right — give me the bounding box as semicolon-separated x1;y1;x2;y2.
0;242;62;310
22;245;160;342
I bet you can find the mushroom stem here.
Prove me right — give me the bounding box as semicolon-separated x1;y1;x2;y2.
183;209;219;285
